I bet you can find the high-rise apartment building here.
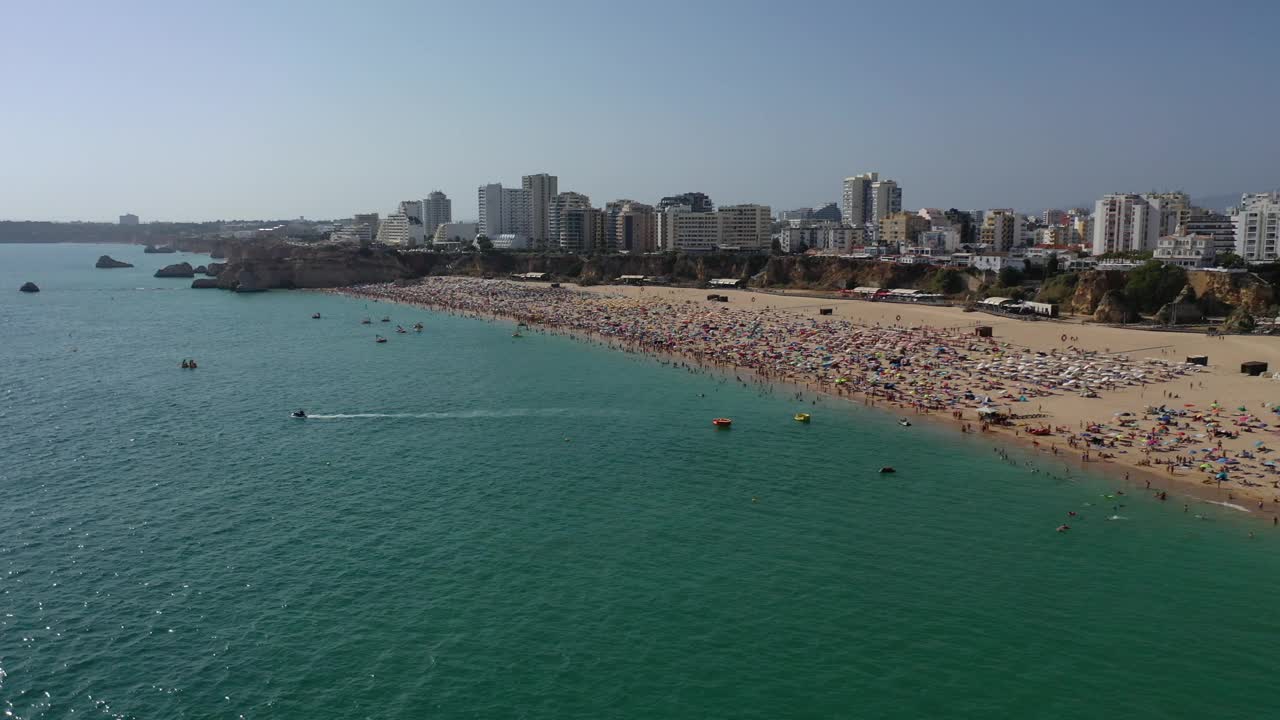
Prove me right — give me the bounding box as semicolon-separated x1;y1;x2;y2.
478;183;527;237
352;213;380;245
521;173;558;248
1042;209;1067;226
118;213;139;226
843;172;901;241
376;213;426;247
548;192;591;250
398;200;422;222
717;205;772;251
1090;194;1175;255
615;202;657;253
1234;192;1280;262
422;191;451;236
979;209;1019;251
1146;191;1192;232
812;202;842;224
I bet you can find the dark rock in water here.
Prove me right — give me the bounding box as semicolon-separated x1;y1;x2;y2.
19;281;39;293
205;262;225;277
95;255;133;269
144;244;177;254
191;278;220;289
210;248;226;259
194;265;208;275
154;262;196;278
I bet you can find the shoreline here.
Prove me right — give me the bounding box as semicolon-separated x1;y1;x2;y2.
328;279;1280;521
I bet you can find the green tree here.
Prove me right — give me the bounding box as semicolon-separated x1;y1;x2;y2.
1216;252;1246;269
929;268;966;295
998;265;1024;288
476;235;494;252
1124;260;1187;313
1045;255;1060;277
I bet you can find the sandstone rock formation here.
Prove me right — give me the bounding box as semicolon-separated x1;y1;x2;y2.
95;255;133;269
154;262;195;278
205;262;225;276
194;265;208;275
191;278;219;289
1092;289;1139;324
1154;285;1205;325
19;281;39;293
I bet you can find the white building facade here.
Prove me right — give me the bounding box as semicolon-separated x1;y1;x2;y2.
1233;192;1280;262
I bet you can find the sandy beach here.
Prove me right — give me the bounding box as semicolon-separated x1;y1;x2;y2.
336;278;1280;518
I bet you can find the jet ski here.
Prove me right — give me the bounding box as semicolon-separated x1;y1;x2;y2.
899;419;912;427
291;409;307;419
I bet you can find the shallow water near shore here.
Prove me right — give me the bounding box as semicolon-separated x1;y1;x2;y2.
4;244;1280;719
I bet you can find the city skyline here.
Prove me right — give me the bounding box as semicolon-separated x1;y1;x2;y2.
3;0;1278;222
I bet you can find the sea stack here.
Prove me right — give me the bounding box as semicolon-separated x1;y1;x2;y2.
154;262;196;278
19;282;40;293
96;255;134;269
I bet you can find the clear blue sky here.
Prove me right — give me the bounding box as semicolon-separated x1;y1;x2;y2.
2;0;1277;222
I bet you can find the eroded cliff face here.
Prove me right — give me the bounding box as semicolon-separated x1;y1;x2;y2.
1067;271;1129;315
215;244;413;290
1185;271;1274;314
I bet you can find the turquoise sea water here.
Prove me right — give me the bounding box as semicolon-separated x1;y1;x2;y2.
3;243;1280;719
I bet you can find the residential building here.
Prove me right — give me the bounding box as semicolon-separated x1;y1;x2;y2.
331;222;374;245
869;179;902;231
842;172;902;242
615;202;657;253
971;254;1020;273
1154;234;1216;268
1090;194;1169;255
1233;192;1280;262
118;213;139;225
548;192;592;250
1146;191;1192;231
917;228;961;252
521;173;558;248
478;183;526;237
779;207;813;221
433;222;479;245
717;204;771;251
1042;209;1067;226
1035;224;1079;246
397;200;422;222
558;206;603;254
658;206;720;252
812;202;841;223
657;192;714;214
979;209;1018;251
1180;210;1236;256
777;225;820;253
842;173;876;229
376;213;426;247
353;213;380;238
422;191;451;236
880;211;930;249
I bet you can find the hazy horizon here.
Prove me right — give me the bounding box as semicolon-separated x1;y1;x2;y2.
3;0;1277;223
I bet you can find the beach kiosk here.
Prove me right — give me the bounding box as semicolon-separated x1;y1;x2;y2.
1186;355;1208;366
819;308;833;316
708;278;745;289
974;325;993;338
1242;361;1269;376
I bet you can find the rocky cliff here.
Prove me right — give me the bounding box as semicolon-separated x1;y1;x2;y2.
1185;271;1274;314
1067;271;1129;315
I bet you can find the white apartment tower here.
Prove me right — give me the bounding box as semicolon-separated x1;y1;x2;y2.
422;191;451;236
549;192;592;250
478;183;527;237
842;172;901;242
522;173;558;248
1091;194;1173;255
717;204;772;251
1234;192;1280;262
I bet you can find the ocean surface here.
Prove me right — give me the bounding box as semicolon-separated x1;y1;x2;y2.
3;243;1279;719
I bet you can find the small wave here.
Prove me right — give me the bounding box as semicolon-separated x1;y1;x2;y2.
301;408;615;420
1106;515;1127;521
1207;501;1250;513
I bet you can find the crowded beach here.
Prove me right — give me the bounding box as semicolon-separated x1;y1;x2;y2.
335;277;1280;516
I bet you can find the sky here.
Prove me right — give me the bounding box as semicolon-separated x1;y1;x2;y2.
2;0;1278;222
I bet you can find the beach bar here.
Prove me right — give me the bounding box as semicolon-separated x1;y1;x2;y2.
819;308;833;316
617;275;646;285
974;325;993;337
1186;355;1208;366
1242;361;1269;376
512;272;549;281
